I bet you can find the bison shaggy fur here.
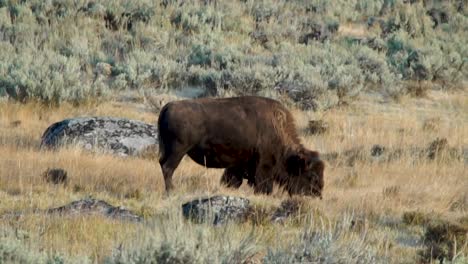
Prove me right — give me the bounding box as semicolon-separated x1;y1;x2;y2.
157;96;325;198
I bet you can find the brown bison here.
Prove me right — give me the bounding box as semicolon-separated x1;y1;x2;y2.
157;96;325;198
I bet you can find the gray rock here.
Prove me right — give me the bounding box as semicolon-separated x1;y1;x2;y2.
271;199;301;224
1;198;142;222
46;198;142;222
182;196;251;226
40;117;158;157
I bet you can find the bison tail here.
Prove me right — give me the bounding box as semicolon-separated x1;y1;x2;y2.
157;103;171;161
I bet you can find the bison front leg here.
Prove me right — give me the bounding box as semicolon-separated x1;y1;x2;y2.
253;164;273;195
220;167;244;189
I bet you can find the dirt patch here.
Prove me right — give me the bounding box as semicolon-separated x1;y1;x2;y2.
422;117;442;132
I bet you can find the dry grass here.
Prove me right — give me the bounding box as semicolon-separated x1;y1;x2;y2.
338;23;370;38
0;91;467;263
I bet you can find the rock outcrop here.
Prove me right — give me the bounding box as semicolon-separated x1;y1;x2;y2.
1;198;143;222
46;198;142;222
40;117;158;157
270;199;302;223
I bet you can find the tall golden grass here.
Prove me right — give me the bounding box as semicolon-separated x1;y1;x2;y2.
0;91;466;263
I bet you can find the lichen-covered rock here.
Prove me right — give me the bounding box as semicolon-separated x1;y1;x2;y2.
182;196;251;226
271;199;301;223
40;117;158;157
46;198;142;222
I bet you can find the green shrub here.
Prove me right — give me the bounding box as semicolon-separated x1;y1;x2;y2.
104;217;259;264
0;229;91;264
188;44;213;67
0;50;101;105
0;0;465;105
170;5;222;34
263;214;381;263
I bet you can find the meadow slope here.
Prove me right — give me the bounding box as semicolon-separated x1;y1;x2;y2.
0;90;466;263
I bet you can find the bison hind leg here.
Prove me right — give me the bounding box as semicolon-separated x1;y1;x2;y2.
159;141;190;193
220;166;246;189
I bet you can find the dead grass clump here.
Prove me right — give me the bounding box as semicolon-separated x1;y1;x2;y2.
145;93;180;114
419;218;468;263
425;138;463;163
124;189;143;200
402;211;432;226
307;120;329;135
427;137;449;160
382;185;400;198
72;184;85;193
334;170;359;188
10;120;22;127
350;216;369;233
137;144;159;160
406;81;433;98
342;148;368;167
449;193;467;212
321;151;339;164
323;147;367;167
42;168;68;185
247;204;275;226
422;117;442;132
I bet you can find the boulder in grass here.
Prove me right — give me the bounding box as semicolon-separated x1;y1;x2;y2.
1;198;142;222
46;198;142;222
40;117;158;157
182;196;251;226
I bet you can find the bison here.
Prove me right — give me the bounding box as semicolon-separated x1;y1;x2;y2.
157;96;325;198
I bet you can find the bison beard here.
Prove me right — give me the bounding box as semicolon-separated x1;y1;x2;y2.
157;96;324;198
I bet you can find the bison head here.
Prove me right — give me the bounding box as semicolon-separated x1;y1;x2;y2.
285;150;324;198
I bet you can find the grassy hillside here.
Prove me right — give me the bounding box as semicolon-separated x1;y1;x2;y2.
0;0;466;107
0;90;467;263
0;1;467;263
